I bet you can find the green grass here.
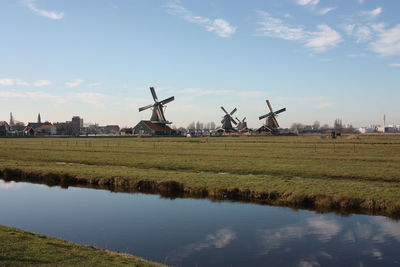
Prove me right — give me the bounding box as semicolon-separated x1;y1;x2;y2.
1;135;400;215
0;225;165;267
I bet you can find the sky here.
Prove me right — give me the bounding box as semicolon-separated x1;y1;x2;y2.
1;0;399;128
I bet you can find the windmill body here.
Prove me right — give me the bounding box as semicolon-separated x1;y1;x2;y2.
220;107;238;132
236;117;247;131
133;87;176;136
258;100;286;133
139;87;174;124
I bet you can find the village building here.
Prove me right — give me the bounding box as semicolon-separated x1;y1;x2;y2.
0;121;10;137
105;125;120;135
132;120;175;136
23;126;35;136
120;128;133;135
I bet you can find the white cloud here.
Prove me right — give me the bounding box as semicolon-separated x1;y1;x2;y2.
297;0;320;6
66;79;84;87
354;26;373;43
390;63;400;67
343;24;356;35
0;78;29;86
168;87;264;98
318;7;336;15
370;24;400;56
0;90;61;101
358;0;365;4
166;1;236;38
257;12;342;52
73;92;106;106
316;102;334;109
256;11;306;41
88;82;103;87
206;19;236;38
306;25;342;52
361;7;383;19
33;80;52;87
237;91;264;97
23;0;64;20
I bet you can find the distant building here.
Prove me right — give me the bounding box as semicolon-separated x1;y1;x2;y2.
35;124;56;136
0;121;10;136
133;121;175;136
71;116;83;136
105;125;120;135
120;128;133;135
23;126;35;136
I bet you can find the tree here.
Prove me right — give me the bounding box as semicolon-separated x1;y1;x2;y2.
187;122;195;132
334;119;343;132
313;121;320;130
210;122;216;130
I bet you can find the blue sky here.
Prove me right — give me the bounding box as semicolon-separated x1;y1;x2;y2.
0;0;399;128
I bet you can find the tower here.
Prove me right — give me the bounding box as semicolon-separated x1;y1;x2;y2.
9;112;14;126
37;113;41;123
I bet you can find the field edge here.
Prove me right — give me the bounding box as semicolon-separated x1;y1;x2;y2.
1;167;399;219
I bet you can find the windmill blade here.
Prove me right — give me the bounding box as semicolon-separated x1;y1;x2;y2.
230;108;237;116
160;96;175;105
243;117;246;122
221;106;229;114
221;117;226;124
272;116;280;128
266;100;273;112
139;104;153;112
259;112;273;120
230;116;238;125
274;107;286;115
150;87;158;102
235;117;241;123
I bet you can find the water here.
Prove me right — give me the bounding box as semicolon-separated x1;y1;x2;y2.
0;180;399;267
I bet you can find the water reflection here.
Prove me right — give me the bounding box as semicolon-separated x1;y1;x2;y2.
167;228;237;264
0;179;399;266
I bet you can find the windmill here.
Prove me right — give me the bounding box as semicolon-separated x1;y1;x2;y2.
220;106;238;132
258;100;286;133
138;87;175;124
236;117;247;131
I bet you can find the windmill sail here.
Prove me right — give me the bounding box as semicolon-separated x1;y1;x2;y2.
139;87;175;123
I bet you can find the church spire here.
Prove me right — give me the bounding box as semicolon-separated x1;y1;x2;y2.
9;112;14;125
37;113;41;123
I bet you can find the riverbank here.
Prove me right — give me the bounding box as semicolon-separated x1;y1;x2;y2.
0;136;399;217
0;225;165;266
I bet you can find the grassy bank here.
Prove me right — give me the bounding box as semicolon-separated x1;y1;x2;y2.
0;135;400;217
0;225;165;266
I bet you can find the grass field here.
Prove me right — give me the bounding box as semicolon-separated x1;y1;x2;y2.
0;225;165;266
0;135;400;216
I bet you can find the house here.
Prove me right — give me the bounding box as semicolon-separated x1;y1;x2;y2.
35;124;56;136
105;125;120;135
132;120;175;136
0;121;10;137
120;128;133;135
23;127;35;136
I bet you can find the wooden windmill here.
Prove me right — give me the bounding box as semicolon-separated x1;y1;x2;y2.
236;117;247;131
138;87;175;123
258;100;286;133
220;106;238;132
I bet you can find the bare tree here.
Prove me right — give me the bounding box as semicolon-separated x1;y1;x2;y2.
210;121;216;130
313;121;320;130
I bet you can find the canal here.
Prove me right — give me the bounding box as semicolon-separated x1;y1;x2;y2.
0;179;399;266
